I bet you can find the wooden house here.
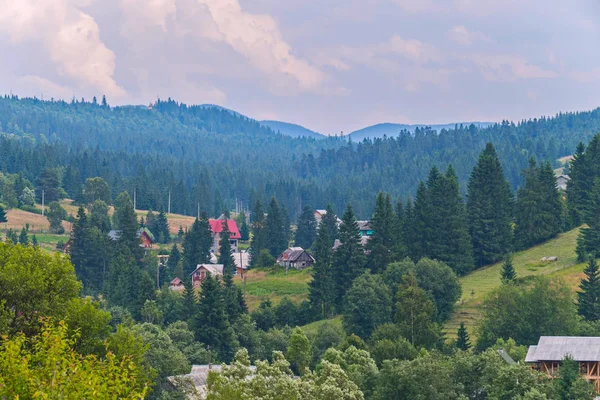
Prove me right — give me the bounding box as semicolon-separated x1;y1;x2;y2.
314;209;342;226
190;264;224;288
169;277;184;291
208;219;241;253
276;247;315;270
526;336;600;392
107;228;154;248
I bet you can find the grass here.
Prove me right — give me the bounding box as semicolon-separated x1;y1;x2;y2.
301;316;343;336
445;227;584;337
235;267;312;311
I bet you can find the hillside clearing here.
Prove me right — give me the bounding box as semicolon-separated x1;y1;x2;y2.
445;227;584;337
236;267;312;311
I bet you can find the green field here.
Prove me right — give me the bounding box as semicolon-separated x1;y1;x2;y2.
445;227;585;337
301;316;343;336
236;267;312;310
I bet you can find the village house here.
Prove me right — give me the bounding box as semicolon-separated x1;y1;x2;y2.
313;209;342;226
190;264;224;288
167;365;257;399
233;250;251;276
276;247;315;270
208;219;241;253
107;228;154;248
525;336;600;392
169;277;185;291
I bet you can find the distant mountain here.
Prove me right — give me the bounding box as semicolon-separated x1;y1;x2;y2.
348;122;494;141
260;120;325;139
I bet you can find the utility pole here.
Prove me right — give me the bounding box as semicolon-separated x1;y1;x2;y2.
41;190;45;216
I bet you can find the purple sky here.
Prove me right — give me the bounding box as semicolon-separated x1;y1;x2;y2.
1;0;599;134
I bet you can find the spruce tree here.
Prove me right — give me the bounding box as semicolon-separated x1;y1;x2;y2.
193;274;238;362
320;204;339;243
467;143;514;267
239;218;250;241
222;270;247;324
181;274;197;322
367;192;398;273
264;197;287;257
70;206;89;284
308;220;336;318
567;142;587;227
408;182;431;262
154;209;170;243
577;257;600;321
183;217;212;275
295;205;317;249
218;219;236;275
114;192;140;255
31;235;38;247
18;227;29;245
331;204;366;311
456;322;471;351
577;178;600;261
249;200;266;268
0;205;7;223
500;256;517;284
168;244;181;270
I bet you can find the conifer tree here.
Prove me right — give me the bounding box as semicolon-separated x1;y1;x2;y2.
467;143;514;267
331;204;366;311
500;256;517;284
577;257;600;321
153;209;170;243
239;218;249;241
295;205;317;249
193;274;238;362
218;219;236;275
114;192;140;255
181;274;197;322
249;200;265;268
456;322;471;351
408;182;430;262
70;206;89;284
31;235;38;247
367;192;398;273
182;217;212;275
308;219;336;318
320;204;339;243
168;243;181;270
264;197;287;257
222;271;247;324
567;142;587;227
18;227;29;245
427;166;474;275
577;178;600;261
0;205;7;223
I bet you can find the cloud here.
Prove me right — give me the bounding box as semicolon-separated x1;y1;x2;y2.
448;25;490;46
196;0;325;91
119;0;176;33
0;0;125;97
470;54;558;81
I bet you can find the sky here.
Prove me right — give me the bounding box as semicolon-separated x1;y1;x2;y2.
0;0;599;134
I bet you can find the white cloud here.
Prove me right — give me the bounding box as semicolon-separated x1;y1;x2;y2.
471;54;559;81
0;0;125;97
196;0;326;91
119;0;176;32
448;25;490;46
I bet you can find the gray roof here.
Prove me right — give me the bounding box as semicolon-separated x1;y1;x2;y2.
525;336;600;362
167;364;257;399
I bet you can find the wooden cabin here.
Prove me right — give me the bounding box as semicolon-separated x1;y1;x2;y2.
526;336;600;392
169;277;184;291
277;247;315;270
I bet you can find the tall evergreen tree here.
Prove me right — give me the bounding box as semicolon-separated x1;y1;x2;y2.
567;142;588;227
239;218;250;241
153;209;170;243
331;204;366;311
467;143;514;267
577;257;600;321
295;205;317;249
183;217;212;275
320;204;339;243
249;200;266;268
367;192;398;273
500;256;517;284
456;322;471;351
0;205;7;223
113;192;140;255
427;166;474;275
308;219;336;318
168;243;181;271
193;274;238;362
264;197;287;257
70;206;89;284
222;271;247;324
408;182;430;262
181;274;197;322
218;219;236;275
577;178;600;261
18;227;29;245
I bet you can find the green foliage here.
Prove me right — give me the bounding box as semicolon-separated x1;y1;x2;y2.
320;346;378;398
366;193;399;273
555;355;595;400
287;327;311;375
342;274;392;339
46;201;67;233
264;197;288;257
295;205;317;249
477;277;579;349
113;192;140;254
0;321;149;399
183;217;212;275
207;349;364;400
0;205;6;223
84;177;112;204
467;143;514;267
19;187;35;207
394;273;439;348
218;220;236;274
309;207;337;318
577;257;600;321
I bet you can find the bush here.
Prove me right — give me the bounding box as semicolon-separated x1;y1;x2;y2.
19;205;42;215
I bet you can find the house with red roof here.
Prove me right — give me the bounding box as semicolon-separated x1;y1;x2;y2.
208;218;241;254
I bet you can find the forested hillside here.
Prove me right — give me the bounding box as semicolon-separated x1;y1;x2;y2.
1;95;600;219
